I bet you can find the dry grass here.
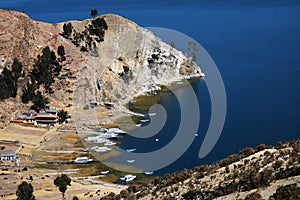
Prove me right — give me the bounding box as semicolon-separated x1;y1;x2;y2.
0;124;47;146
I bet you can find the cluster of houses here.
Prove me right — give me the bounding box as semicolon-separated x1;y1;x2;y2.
10;109;63;127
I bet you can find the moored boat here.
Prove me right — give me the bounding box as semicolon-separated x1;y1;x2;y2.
74;157;93;164
120;174;136;182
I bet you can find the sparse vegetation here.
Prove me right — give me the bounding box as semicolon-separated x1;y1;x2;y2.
0;58;23;100
58;109;68;123
19;46;63;111
187;40;198;62
57;45;66;62
62;22;73;38
63;17;108;52
16;181;35;200
54;174;72;200
244;192;264;200
31;90;49;112
101;139;300;200
30;46;61;91
270;184;300;200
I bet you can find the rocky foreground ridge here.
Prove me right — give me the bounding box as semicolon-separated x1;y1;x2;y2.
101;140;300;200
0;9;203;123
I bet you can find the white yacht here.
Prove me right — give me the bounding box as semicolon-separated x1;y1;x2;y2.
127;159;135;163
73;157;93;164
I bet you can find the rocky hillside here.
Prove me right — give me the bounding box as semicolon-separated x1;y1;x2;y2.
0;9;86;125
0;9;203;124
101;140;300;200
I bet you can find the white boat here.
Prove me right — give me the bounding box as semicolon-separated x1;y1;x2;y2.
108;128;126;134
126;111;145;117
100;132;119;139
120;174;136;182
94;147;112;152
140;119;150;123
127;159;135;163
149;113;156;116
144;171;154;175
126;148;136;152
104;141;116;146
184;75;191;80
95;138;109;143
135;124;142;127
91;146;99;150
85;136;108;144
80;148;89;152
100;170;110;175
74;157;93;164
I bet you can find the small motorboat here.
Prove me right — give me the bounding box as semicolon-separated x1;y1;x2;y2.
104;141;116;146
100;132;119;139
144;171;154;175
126;148;136;152
127;159;135;163
94;147;112;152
120;174;136;182
100;170;110;175
148;113;156;116
140;119;150;123
74;157;93;164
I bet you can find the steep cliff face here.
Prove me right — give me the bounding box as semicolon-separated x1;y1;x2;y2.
0;10;203;118
68;14;203;107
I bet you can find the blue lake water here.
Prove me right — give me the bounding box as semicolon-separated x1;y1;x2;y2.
1;0;300;175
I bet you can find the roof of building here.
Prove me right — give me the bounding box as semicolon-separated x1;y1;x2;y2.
38;112;51;115
47;110;58;113
1;153;16;157
34;115;58;119
90;100;99;104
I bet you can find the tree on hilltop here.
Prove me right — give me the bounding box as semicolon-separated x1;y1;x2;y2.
62;23;73;38
91;9;98;18
187;41;198;62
